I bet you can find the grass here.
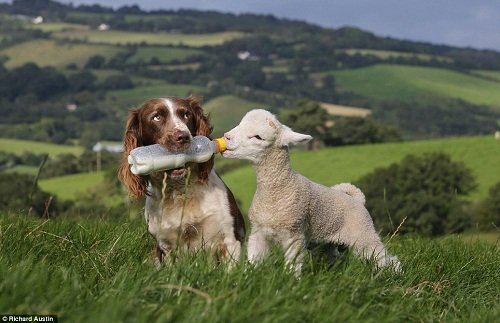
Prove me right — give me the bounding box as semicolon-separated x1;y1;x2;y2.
471;70;500;82
320;102;371;117
106;83;205;112
52;30;245;47
0;39;126;69
0;214;498;322
0;138;83;156
4;165;39;175
39;172;105;201
27;22;90;32
342;48;452;62
322;64;500;107
204;95;261;136
221;135;500;212
126;47;203;64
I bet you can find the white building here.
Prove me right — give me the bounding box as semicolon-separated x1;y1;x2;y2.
98;24;110;31
32;16;43;24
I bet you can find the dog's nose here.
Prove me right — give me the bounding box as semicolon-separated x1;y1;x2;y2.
174;131;190;144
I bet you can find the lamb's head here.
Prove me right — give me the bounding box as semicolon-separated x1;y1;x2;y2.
223;109;312;163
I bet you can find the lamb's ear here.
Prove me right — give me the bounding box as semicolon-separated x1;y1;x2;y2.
278;126;312;147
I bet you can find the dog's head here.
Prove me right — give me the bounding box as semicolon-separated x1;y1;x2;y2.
222;109;311;164
118;95;213;200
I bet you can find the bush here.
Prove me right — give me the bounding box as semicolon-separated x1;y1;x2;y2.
357;152;476;236
325;117;401;146
474;182;500;231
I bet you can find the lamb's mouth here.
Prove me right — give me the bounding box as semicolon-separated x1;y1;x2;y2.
167;167;187;178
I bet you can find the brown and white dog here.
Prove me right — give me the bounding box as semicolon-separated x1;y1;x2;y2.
118;96;245;265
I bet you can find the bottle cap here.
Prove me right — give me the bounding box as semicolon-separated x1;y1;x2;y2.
213;138;227;153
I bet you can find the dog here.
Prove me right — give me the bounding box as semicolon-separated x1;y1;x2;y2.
118;96;245;265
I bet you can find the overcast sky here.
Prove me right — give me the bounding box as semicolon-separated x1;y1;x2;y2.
6;0;500;51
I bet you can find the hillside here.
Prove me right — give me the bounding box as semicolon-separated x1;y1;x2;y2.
221;135;500;212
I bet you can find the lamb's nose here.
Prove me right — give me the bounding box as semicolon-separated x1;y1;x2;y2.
224;133;231;141
175;131;190;144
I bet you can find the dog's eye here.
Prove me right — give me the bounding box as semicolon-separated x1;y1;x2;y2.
252;135;264;141
182;111;191;119
152;114;161;122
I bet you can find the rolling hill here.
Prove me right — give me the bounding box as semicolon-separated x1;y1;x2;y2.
324;64;500;108
220;135;500;212
0;138;83;156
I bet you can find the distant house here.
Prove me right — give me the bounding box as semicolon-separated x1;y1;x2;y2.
66;103;78;112
32;16;43;24
93;141;123;153
237;51;259;61
495;131;500;140
98;23;110;31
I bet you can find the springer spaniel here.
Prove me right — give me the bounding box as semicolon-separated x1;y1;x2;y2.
118;96;245;265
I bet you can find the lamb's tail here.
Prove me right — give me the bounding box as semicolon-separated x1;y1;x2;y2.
331;183;366;205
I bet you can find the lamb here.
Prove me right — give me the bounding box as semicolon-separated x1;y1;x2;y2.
222;109;400;274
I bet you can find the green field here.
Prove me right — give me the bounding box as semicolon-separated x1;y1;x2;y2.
127;47;203;64
39;171;105;201
28;22;89;32
1;215;498;322
324;64;500;107
471;70;500;82
204;95;261;136
342;48;452;62
106;83;205;112
0;138;83;156
5;165;39;175
221;136;500;212
0;39;126;69
52;30;245;47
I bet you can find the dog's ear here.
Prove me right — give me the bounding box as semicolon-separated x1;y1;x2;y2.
118;108;148;200
187;95;214;183
278;126;312;147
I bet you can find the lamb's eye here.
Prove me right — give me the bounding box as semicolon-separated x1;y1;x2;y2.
252;135;264;141
152;114;161;122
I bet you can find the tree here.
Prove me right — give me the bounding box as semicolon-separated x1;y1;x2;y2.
101;74;134;90
279;100;330;149
325;117;401;146
357;153;476;236
84;55;106;69
68;71;97;92
475;182;500;231
0;172;64;217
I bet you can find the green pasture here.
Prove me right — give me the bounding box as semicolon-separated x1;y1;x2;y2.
0;39;126;69
126;47;203;64
471;70;500;82
1;215;498;322
52;30;245;47
28;22;89;32
105;83;205;112
342;48;452;62
221;135;500;212
323;64;500;107
204;95;261;136
4;165;38;175
0;138;83;156
39;171;105;201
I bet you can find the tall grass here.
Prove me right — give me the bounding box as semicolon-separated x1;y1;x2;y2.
1;214;498;322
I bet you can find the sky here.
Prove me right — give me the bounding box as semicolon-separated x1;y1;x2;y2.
6;0;500;51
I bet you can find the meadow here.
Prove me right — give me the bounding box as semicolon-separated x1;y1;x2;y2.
203;95;261;137
324;64;500;107
126;47;203;64
221;135;500;211
52;30;245;47
0;214;498;322
39;171;106;201
0;39;126;69
0;138;83;156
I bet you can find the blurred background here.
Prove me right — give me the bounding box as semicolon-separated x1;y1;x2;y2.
0;0;499;238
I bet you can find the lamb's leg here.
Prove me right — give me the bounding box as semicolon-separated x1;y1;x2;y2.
247;229;270;264
338;230;401;272
281;234;306;276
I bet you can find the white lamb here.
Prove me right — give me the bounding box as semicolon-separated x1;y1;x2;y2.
222;109;400;274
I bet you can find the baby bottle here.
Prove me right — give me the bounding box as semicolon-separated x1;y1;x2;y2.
128;136;227;175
